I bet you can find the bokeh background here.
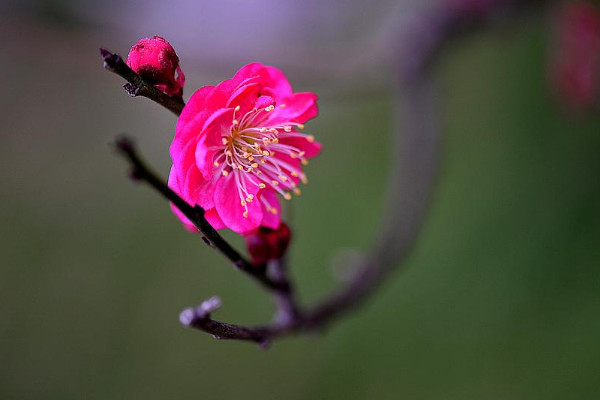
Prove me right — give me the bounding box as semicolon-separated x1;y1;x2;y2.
1;1;599;399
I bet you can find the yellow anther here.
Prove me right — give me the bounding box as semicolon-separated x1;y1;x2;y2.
301;159;309;166
265;105;275;111
232;119;239;125
262;151;270;156
298;151;306;157
291;171;298;177
251;163;258;168
242;152;250;158
283;193;292;200
248;156;254;162
213;161;220;167
243;211;249;218
259;183;266;189
272;138;279;143
279;175;287;182
235;105;241;111
307;134;314;142
246;196;253;203
298;124;305;130
301;175;308;184
260;128;267;133
241;200;247;206
222;170;229;176
284;126;292;132
238;165;243;170
279;104;286;108
222;138;228;145
290;153;297;159
294;188;301;195
271;208;278;214
226;150;232;157
272;180;279;186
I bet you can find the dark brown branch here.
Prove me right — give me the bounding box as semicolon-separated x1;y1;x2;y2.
113;136;288;292
100;48;185;116
176;0;550;346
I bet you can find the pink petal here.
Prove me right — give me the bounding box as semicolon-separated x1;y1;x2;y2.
194;108;234;180
269;92;318;124
278;136;322;159
226;82;261;113
170;110;209;186
213;174;263;234
168;166;198;232
177;86;227;130
259;190;281;230
205;208;226;230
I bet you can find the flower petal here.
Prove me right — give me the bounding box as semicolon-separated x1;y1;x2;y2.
177;86;228;130
259;190;281;230
213;173;263;234
278;136;322;159
270;92;318;124
194;108;234;180
168;166;198;232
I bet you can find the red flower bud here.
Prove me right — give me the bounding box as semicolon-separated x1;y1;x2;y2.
126;36;185;99
245;223;291;266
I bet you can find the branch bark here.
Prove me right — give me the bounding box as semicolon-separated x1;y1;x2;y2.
104;0;547;347
113;136;288;292
100;48;185;116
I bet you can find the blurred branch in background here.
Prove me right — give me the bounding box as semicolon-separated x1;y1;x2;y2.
105;0;549;347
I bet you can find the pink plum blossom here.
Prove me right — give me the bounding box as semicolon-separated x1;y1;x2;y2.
168;63;321;235
126;36;185;99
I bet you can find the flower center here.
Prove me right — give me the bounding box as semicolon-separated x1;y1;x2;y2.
212;104;314;218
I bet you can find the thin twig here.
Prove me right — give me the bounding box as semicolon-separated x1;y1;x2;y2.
100;48;185;116
113;136;288;292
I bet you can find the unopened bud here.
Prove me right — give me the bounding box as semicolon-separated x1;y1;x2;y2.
126;36;185;99
245;223;291;266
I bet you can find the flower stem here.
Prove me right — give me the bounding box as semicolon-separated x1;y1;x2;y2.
100;48;185;116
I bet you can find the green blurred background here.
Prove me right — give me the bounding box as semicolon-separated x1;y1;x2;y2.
1;1;599;399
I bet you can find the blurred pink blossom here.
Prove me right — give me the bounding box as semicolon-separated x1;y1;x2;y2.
550;2;600;110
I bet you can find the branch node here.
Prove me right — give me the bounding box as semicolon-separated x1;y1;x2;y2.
123;82;141;97
197;296;222;317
